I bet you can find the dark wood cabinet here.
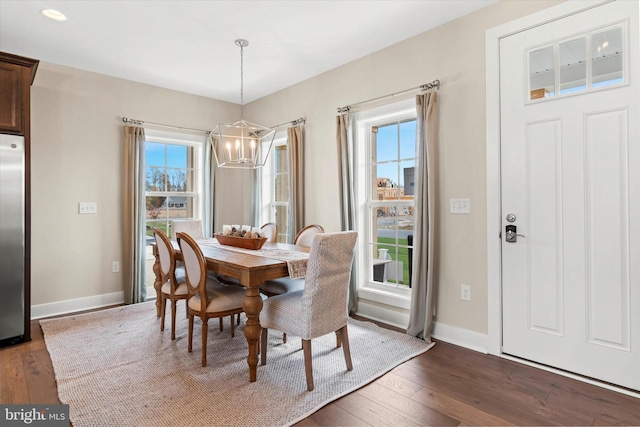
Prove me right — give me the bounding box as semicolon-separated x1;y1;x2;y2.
0;52;38;135
0;52;38;345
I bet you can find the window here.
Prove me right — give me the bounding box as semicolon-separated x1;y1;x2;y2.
144;129;206;244
261;131;289;242
528;24;625;101
355;99;416;307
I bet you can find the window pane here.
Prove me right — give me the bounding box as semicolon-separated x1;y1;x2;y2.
559;37;587;94
399;160;415;200
399;120;416;159
529;46;554;99
274;146;288;173
146;197;167;218
167;169;191;192
274;174;288;202
167;196;192;220
146;219;168;241
375;169;399;200
145;142;165;167
592;26;623;87
274;205;288;242
166;145;188;168
146;167;166;191
376;124;398;163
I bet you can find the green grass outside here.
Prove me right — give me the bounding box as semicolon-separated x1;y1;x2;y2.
377;237;411;285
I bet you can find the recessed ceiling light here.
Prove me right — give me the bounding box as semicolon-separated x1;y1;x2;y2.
41;9;67;21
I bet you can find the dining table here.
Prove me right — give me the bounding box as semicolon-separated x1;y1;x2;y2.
151;237;310;382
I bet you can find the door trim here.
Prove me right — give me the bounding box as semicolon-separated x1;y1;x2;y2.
485;0;615;356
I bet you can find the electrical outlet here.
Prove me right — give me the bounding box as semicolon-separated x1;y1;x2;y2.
79;202;97;214
461;284;471;301
112;261;120;273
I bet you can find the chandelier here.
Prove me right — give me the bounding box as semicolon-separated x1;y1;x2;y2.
210;39;276;169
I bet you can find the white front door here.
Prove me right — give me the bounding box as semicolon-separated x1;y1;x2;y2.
500;0;639;390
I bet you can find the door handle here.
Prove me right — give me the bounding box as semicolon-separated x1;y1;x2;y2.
505;225;525;243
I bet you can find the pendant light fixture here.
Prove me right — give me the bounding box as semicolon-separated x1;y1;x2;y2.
210;39;276;169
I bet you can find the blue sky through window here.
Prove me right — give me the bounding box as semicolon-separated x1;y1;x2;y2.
376;120;416;187
145;141;188;168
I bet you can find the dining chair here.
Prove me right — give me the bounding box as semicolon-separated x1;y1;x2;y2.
259;231;358;391
153;227;190;340
259;224;325;343
172;219;204;240
260;222;278;243
154;228;229;340
177;231;246;367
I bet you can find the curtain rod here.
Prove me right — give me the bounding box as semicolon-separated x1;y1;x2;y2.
336;79;440;113
122;117;305;133
122;117;209;134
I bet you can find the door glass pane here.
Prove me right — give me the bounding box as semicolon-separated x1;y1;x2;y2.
559;37;587;94
529;46;554;99
592;26;623;87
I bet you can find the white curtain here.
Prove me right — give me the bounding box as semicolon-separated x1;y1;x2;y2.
122;124;147;304
336;113;358;314
407;91;439;341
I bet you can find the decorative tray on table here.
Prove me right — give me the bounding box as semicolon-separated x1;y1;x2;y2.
214;233;268;250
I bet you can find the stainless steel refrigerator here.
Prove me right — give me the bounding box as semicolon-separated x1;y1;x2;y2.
0;134;26;345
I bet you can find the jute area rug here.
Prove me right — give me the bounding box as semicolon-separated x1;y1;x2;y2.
40;301;434;427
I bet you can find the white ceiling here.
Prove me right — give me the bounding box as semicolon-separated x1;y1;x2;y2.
0;0;498;104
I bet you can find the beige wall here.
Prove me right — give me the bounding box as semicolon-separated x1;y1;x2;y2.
244;0;562;335
30;63;239;306
29;0;563;335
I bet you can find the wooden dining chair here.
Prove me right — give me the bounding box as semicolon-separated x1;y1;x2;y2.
260;231;358;391
153;227;190;340
177;231;246;367
260;222;278;243
155;228;229;340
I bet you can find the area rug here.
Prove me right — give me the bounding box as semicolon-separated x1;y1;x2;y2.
40;301;433;427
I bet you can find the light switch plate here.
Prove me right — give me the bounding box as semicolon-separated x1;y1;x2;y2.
79;202;97;214
450;198;470;214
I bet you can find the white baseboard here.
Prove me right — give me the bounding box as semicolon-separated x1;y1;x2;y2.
31;291;126;319
431;321;488;353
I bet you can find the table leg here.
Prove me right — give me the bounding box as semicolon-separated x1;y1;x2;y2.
242;286;263;382
152;246;162;318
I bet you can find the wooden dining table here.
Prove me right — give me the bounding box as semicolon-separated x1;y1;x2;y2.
151;240;309;382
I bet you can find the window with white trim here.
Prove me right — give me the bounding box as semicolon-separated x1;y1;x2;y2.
261;130;289;242
355;99;416;307
144;129;206;244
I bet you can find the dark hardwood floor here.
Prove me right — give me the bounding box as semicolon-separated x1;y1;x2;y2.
1;314;639;426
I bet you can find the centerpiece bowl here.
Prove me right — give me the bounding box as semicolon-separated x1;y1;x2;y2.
214;233;268;250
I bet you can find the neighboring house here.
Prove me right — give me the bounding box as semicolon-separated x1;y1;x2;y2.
163;197;187;209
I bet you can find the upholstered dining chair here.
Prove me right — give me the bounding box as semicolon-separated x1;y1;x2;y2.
172;219;204;240
259;224;325;342
260;222;278;243
260;231;358;391
177;231;246;367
